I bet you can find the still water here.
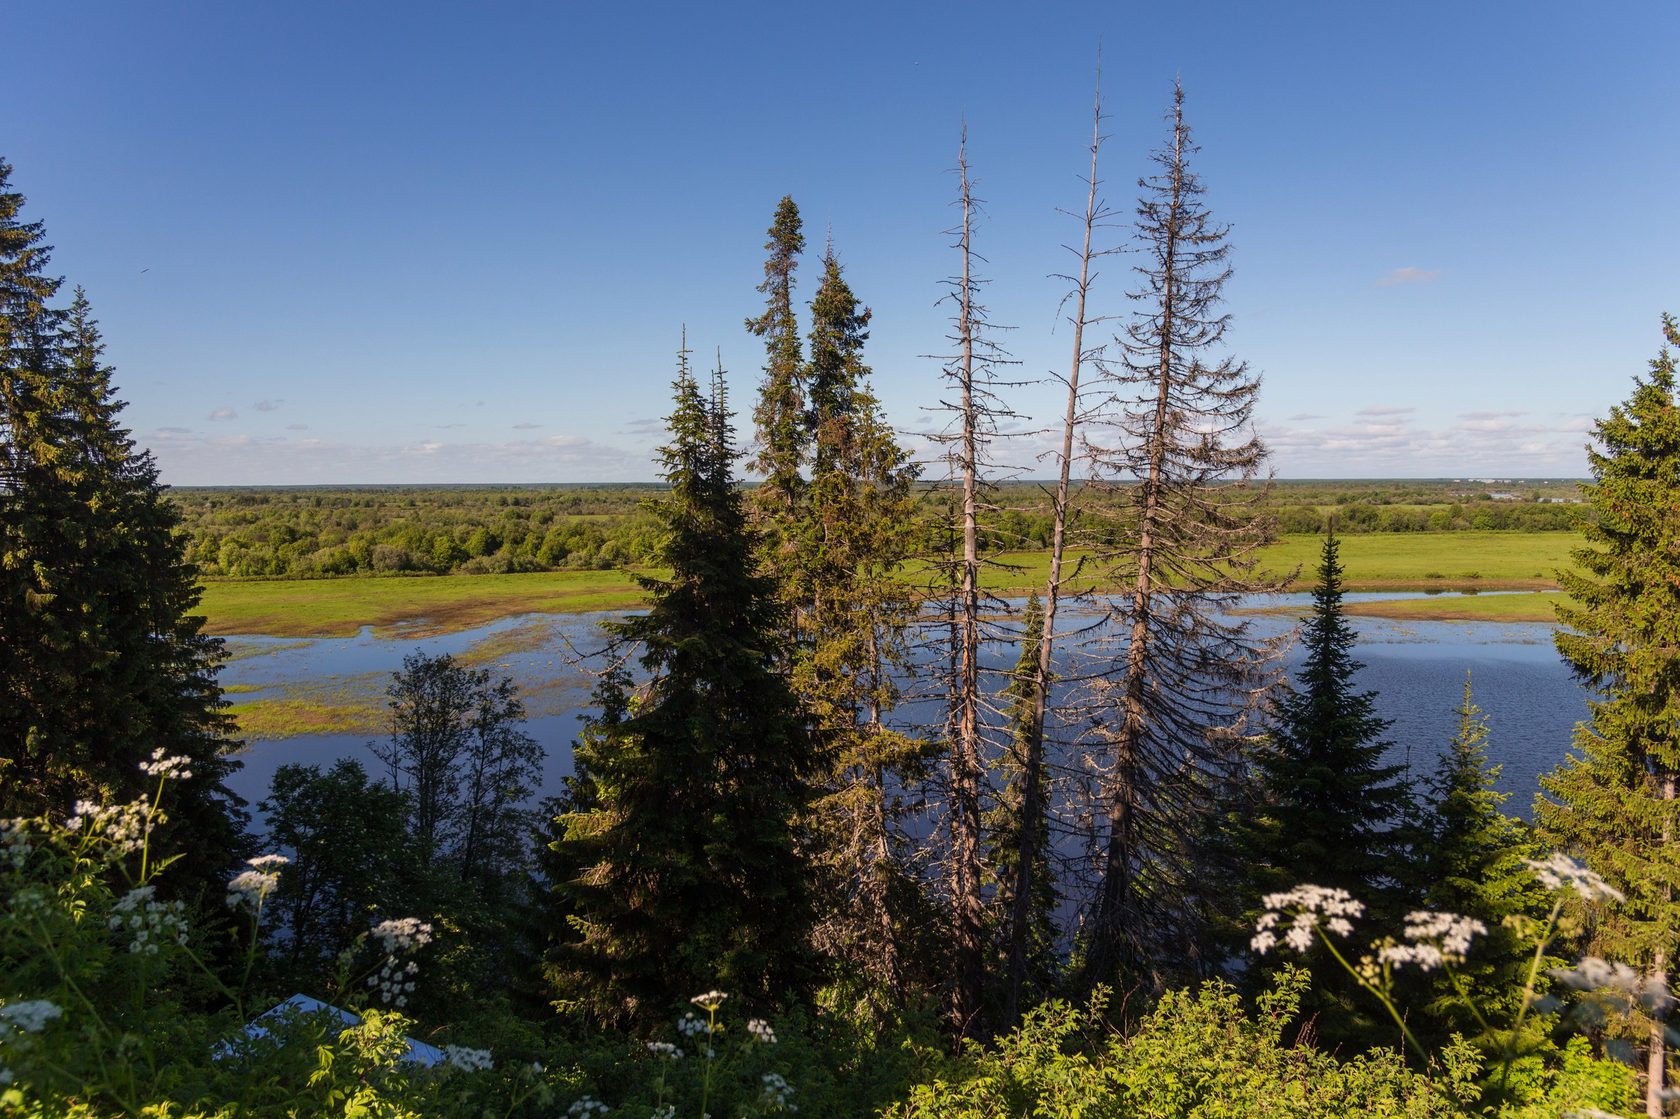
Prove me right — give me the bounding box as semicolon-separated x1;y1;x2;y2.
220;595;1590;819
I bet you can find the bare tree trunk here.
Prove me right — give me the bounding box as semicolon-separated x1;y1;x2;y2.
1652;771;1675;1118
947;129;986;1039
1004;74;1109;1024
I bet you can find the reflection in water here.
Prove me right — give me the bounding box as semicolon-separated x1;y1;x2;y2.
220;599;1590;822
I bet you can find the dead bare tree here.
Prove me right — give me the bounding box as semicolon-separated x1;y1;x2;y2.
924;125;1019;1039
999;70;1118;1024
1076;80;1284;992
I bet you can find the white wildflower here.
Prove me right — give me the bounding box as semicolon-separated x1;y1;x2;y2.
747;1017;777;1044
0;999;63;1034
1;818;32;870
760;1071;796;1111
650;1107;674;1119
66;798;156;855
689;989;727;1011
645;1040;683;1059
567;1096;610;1117
225;867;281;911
109;885;189;954
677;1011;716;1038
1376;910;1487;972
443;1044;493;1072
371;917;434;952
1525;853;1625;903
1551;955;1643;993
8;885;52;921
246;853;290;871
1251;885;1364;955
138;748;193;780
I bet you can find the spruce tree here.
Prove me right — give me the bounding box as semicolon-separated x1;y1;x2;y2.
553;343;816;1021
0;160;245;894
1243;531;1410;900
987;593;1059;1008
793;246;926;1000
1413;675;1551;1061
1537;313;1680;1116
1239;530;1412;1042
746;195;807;534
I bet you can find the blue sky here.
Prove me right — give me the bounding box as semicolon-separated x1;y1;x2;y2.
9;1;1677;483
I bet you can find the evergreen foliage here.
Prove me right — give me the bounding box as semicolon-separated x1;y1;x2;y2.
747;195;808;532
554;345;817;1021
1244;531;1411;900
0;159;246;896
986;593;1060;1009
1412;676;1552;1058
1537;313;1680;1111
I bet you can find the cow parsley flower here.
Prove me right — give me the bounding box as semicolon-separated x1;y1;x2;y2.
226;867;281;911
1525;853;1625;903
1251;885;1364;955
1;818;32;870
646;1040;683;1059
747;1017;777;1044
689;989;727;1012
443;1044;493;1072
677;1011;718;1038
760;1071;796;1111
0;999;63;1034
371;917;434;953
138;748;193;780
567;1096;610;1117
367;917;433;1006
109;885;190;954
1375;910;1486;972
66;799;156;855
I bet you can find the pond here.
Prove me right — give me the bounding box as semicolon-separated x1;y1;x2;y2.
219;593;1591;820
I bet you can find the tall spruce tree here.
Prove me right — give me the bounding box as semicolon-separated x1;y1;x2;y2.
1243;531;1410;899
747;196;807;537
1239;531;1411;1044
1537;314;1680;1117
0;160;245;894
552;342;816;1022
793;245;926;1000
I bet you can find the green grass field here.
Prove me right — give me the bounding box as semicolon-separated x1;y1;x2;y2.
198;531;1583;638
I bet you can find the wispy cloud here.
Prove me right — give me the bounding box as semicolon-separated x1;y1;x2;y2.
1260;412;1591;476
619;416;664;437
285;423;309;431
1460;409;1527;421
1376;266;1442;287
1286;412;1325;422
1356;405;1416;418
512;422;541;430
207;407;237;422
253;398;283;412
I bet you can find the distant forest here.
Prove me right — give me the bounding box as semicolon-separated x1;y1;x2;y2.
171;478;1587;579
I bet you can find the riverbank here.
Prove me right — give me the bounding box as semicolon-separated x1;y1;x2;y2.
198;531;1578;638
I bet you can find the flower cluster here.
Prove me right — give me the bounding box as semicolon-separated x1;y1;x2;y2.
677;1011;719;1039
226;855;287;911
689;989;727;1012
760;1071;796;1111
371;917;434;953
1375;910;1487;972
1525;853;1625;903
1551;955;1673;1014
746;1017;777;1044
443;1044;493;1072
645;1040;683;1059
66;799;156;855
567;1095;610;1117
368;917;432;1007
0;999;62;1035
1;818;32;870
109;885;189;955
138;748;193;780
1251;885;1364;955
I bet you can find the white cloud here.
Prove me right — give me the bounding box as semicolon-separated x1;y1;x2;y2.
512;422;541;430
1376;267;1442;287
285;423;309;431
1356;405;1416;418
254;399;283;412
207;407;237;422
